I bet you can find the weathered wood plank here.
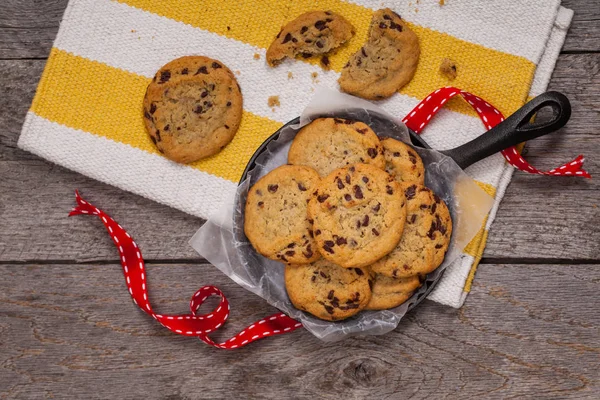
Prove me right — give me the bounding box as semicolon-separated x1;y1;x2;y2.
0;0;597;60
1;54;598;262
0;0;67;59
0;263;598;399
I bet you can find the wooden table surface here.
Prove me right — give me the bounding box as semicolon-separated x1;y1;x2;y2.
1;1;598;398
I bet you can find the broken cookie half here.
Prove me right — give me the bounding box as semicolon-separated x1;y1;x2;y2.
266;11;355;67
339;9;420;100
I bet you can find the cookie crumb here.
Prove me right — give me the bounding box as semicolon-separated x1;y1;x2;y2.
268;96;281;108
288;72;293;79
321;55;330;69
227;26;231;31
440;58;457;80
131;29;136;33
254;53;260;60
439;0;445;5
235;70;241;75
312;72;318;79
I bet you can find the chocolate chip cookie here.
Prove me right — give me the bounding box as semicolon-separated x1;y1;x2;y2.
143;56;243;163
267;11;355;67
288;118;385;177
381;137;425;185
365;274;421;310
245;165;321;264
285;259;371;321
338;9;420;100
307;164;406;268
371;184;452;278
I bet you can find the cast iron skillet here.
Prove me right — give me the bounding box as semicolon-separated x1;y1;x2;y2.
237;91;571;314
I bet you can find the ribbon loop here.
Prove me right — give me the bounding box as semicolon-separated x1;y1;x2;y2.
403;87;590;178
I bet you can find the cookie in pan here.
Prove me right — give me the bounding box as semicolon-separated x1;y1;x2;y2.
288;118;385;177
285;259;372;321
381;137;425;185
143;56;243;164
339;9;420;100
266;11;355;67
371;183;452;278
365;274;421;310
245;165;322;264
308;163;406;268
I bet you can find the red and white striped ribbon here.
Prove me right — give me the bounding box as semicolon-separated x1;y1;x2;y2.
402;86;590;178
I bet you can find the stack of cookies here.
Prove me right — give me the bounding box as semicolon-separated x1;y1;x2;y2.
244;118;452;321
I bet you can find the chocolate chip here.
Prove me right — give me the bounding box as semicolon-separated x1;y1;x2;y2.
302;52;312;58
257;201;264;207
355;268;364;276
431;203;437;213
336;237;347;246
327;290;334;300
345;174;351;184
362;215;369;227
308;218;314;225
434;195;441;204
323;245;334;254
350;239;358;247
292;37;298;43
285;250;295;256
287;243;296;248
201;91;208;98
308;230;314;238
162;125;169;132
331;298;340;308
410;214;417;223
403;264;410;271
372;228;380;236
317;194;329;203
324;305;334;314
356;58;362;67
324;240;335;248
320;271;328;278
276;30;282;39
344;194;352;201
144;111;153;121
321;56;330;67
150;136;156;145
315;229;321;235
155;130;161;141
386;186;394;195
181;68;189;75
193;106;203;114
204;101;213;108
393;152;401;157
305;39;312;44
392;269;398;277
356;220;362;229
337;179;345;190
311;275;316;282
334;118;344;124
367;148;378;158
315;20;326;30
196;66;208;75
379;22;387;29
256;189;263;196
420;204;429;209
316;40;323;48
159;70;171;83
300;26;308;34
227;26;230;31
361;47;367;57
373;203;381;212
349;166;355;172
226;101;232;107
268;184;278;193
435;244;443;249
439;223;447;235
224;125;229;129
298;183;307;191
356;128;368;134
281;255;288;262
353;185;364;199
383;14;392;20
282;33;292;44
304;246;314;258
427;223;437;240
361;177;369;184
393;22;403;32
149;103;157;114
405;185;416;199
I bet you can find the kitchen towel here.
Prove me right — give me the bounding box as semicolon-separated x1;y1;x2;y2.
18;0;573;308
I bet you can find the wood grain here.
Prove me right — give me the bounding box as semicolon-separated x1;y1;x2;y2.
0;263;598;399
1;54;598;262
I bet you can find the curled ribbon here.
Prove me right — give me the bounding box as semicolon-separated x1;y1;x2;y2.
72;88;590;349
402;87;590;178
69;191;302;349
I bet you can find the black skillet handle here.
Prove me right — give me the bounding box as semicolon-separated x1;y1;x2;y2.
441;91;571;169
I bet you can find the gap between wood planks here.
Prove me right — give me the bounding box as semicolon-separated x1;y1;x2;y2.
1;257;600;266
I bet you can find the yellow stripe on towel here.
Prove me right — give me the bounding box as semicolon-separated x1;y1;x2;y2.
31;48;281;183
118;0;535;117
